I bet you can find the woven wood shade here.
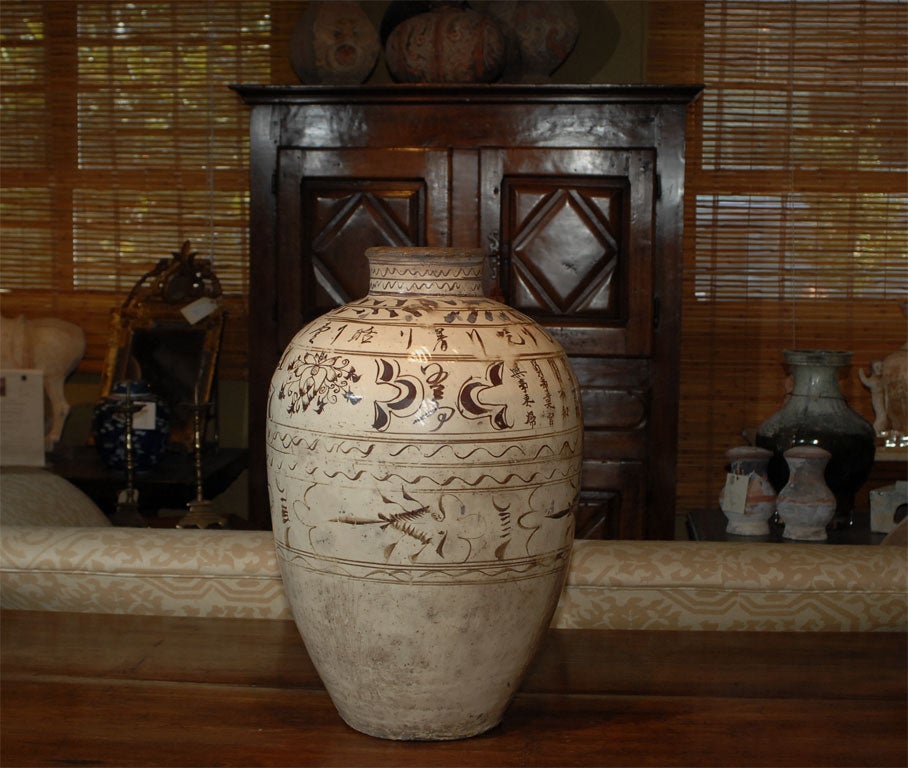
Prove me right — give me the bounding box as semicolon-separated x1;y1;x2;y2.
648;0;908;514
2;1;905;523
0;1;298;377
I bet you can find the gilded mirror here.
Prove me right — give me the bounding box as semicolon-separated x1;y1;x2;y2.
99;241;225;450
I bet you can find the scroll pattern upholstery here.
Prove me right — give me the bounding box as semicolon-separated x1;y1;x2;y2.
555;539;907;632
0;528;287;620
1;527;905;631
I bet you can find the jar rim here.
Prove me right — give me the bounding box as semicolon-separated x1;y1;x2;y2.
782;445;832;459
726;445;772;458
366;246;484;266
783;349;852;366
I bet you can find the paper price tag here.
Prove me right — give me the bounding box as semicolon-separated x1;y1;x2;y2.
0;369;45;466
181;296;219;325
132;402;157;431
720;473;749;515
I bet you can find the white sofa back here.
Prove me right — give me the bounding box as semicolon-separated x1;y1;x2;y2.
1;525;905;631
2;468;905;631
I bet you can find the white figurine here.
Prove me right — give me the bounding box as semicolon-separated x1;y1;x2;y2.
859;359;888;434
0;315;86;449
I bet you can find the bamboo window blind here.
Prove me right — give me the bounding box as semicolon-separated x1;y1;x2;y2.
0;1;296;376
648;0;907;514
3;0;905;518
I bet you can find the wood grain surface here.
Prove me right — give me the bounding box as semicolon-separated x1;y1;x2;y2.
2;610;905;767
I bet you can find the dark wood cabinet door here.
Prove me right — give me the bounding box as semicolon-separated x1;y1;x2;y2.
481;148;656;357
275;147;450;351
574;356;651;539
481;148;657;539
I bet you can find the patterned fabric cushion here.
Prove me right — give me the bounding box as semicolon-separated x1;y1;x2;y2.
0;528;285;619
0;468;110;527
554;539;907;632
1;528;905;631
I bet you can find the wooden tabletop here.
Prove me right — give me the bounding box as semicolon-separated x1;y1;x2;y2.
1;610;905;767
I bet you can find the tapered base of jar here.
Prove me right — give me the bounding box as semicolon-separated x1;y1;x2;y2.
725;516;771;536
337;707;503;741
783;523;828;541
278;554;567;741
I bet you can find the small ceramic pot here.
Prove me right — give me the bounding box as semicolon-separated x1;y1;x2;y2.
776;446;835;541
719;445;775;536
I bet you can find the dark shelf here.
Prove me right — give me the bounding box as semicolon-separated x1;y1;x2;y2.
46;445;248;524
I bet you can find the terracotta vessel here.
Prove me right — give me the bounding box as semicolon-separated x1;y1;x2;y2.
756;349;876;527
719;445;775;536
488;0;579;82
266;247;583;740
384;6;506;83
289;1;380;85
776;446;836;541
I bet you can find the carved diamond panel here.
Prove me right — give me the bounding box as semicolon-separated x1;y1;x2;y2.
506;181;627;318
303;181;423;310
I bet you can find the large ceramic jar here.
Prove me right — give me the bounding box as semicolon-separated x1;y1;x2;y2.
756;349;876;527
267;247;583;740
384;5;506;83
289;1;381;85
488;0;580;82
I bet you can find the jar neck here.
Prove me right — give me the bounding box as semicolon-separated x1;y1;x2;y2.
785;350;850;399
785;446;831;473
366;247;485;297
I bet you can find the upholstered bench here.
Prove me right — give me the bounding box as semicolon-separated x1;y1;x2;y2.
2;468;905;631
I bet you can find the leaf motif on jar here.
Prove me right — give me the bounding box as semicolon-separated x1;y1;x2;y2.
372;358;423;430
458;361;512;430
371;358;457;433
517;485;577;555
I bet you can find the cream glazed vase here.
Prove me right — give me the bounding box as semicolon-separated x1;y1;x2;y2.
266;247;583;740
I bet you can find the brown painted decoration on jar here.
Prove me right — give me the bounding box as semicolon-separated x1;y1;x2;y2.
384;5;507;83
266;246;583;740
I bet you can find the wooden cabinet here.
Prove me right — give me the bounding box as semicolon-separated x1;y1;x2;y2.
234;84;701;538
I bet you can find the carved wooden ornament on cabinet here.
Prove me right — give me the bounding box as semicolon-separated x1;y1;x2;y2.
234;84;702;538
